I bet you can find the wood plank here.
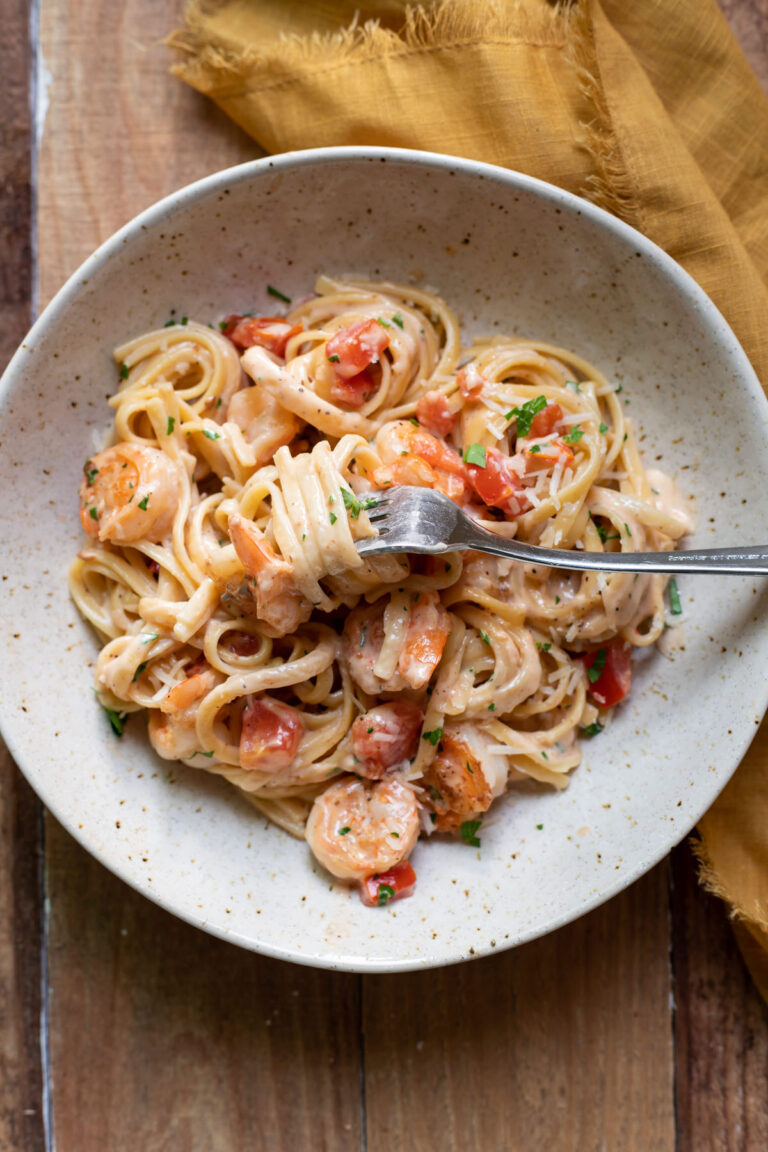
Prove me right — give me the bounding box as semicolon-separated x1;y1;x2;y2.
45;814;363;1152
671;840;768;1152
717;0;768;92
0;1;46;1149
38;4;362;1150
0;751;45;1152
363;864;675;1152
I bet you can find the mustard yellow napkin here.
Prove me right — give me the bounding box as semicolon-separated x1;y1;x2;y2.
171;0;768;989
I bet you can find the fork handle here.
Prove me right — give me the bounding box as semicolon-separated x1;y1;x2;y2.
465;532;768;575
358;524;768;575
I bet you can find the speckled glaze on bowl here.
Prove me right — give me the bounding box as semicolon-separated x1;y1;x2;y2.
2;148;767;972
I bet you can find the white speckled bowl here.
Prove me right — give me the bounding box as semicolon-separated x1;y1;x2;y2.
2;148;767;971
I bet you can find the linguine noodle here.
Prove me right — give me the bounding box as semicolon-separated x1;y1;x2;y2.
70;277;693;906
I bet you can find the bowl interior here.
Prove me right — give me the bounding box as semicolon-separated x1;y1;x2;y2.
2;149;767;971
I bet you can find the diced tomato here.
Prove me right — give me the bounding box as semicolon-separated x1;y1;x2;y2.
329;368;377;408
351;701;424;779
466;447;530;517
579;642;632;707
222;315;302;358
326;319;390;380
457;364;486;400
240;695;303;771
529;402;562;439
359;860;417;907
522;439;575;474
416;391;455;436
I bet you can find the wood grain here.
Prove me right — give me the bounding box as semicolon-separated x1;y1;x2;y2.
671;841;768;1152
0;2;45;1150
27;1;768;1150
363;863;675;1152
717;0;768;92
38;4;361;1151
45;815;363;1152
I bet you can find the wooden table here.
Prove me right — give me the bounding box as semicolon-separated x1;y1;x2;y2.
1;3;767;1149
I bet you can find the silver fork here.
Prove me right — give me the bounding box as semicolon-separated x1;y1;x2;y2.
355;487;768;575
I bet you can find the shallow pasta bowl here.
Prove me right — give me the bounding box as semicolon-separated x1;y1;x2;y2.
1;147;767;972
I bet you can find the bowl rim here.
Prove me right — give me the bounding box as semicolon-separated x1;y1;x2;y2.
1;144;766;971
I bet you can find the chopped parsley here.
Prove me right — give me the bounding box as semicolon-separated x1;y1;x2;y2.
88;506;98;520
102;706;126;737
329;512;338;525
562;425;584;445
668;577;682;616
624;522;632;537
422;727;443;746
392;313;404;329
377;883;396;906
119;362;129;379
537;641;551;652
327;353;340;363
86;467;99;484
166;416;175;435
588;648;607;683
615;383;623;394
140;632;158;645
528;444;542;454
390;831;400;838
582;721;604;738
536;823;544;830
460;819;482;848
218;320;229;331
341;487;379;519
409;417;419;426
463;443;486;467
163;319;176;328
566;380;581;393
599;422;608;434
479;631;491;646
203;429;220;441
505;394;547;437
488;703;496;712
267;284;291;304
132;662;147;682
338;826;351;836
596;523;619;543
138;494;150;511
181;316;188;326
376;316;391;328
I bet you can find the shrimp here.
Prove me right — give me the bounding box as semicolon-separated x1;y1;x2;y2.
79;443;181;544
373;419;470;503
350;700;424;779
227;384;303;469
228;513;311;635
343;591;451;694
148;658;221;760
305;776;419;881
421;722;508;833
399;592;452;689
240;695;304;772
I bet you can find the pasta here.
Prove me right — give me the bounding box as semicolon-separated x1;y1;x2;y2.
70;276;694;907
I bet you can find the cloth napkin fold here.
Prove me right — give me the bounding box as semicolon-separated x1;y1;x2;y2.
171;0;768;991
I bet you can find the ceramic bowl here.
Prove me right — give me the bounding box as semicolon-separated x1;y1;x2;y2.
2;147;767;971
